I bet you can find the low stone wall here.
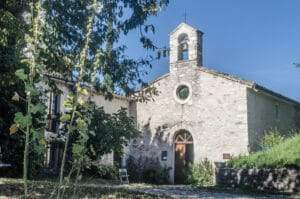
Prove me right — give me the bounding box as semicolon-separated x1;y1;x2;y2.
216;167;300;193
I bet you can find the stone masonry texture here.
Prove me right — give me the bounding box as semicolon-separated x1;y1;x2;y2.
49;23;300;183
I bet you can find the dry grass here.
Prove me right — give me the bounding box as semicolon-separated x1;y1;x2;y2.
0;178;170;199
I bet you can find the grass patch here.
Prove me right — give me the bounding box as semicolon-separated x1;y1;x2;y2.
0;178;171;199
228;134;300;168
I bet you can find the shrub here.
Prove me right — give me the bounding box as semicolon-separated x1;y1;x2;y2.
186;159;214;187
96;165;118;180
126;155;170;184
260;128;285;150
142;166;170;184
126;155;141;182
83;164;118;180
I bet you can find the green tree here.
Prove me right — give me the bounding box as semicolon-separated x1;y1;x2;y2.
87;105;139;161
1;0;168;197
0;0;28;176
64;104;139;185
40;1;169;197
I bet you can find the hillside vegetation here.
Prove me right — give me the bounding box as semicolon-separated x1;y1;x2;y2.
228;133;300;168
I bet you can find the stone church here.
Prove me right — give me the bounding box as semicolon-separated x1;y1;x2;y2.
45;23;300;183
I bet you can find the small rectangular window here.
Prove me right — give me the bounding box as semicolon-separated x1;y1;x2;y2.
222;153;231;160
53;94;61;114
161;151;167;161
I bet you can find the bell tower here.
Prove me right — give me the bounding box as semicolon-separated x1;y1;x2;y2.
169;23;203;70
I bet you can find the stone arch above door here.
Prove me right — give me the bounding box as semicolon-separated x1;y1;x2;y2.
174;129;193;144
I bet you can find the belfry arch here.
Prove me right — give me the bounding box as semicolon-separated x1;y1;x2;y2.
178;33;189;61
169;23;203;66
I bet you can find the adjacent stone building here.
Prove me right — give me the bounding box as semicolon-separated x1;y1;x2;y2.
45;23;300;183
44;77;129;169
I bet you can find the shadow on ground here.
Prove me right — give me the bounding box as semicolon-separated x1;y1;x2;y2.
0;178;296;199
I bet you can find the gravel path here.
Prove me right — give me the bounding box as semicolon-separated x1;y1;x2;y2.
124;185;291;199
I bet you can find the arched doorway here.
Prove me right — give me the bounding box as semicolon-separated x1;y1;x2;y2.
174;130;194;184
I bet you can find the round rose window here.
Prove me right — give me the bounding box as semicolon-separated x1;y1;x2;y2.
176;85;190;100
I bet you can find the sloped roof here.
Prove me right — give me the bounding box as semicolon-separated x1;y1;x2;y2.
170;22;204;35
45;67;300;107
45;74;129;101
198;67;254;86
148;66;300;107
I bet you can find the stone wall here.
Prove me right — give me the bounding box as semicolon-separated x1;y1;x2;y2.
247;88;300;151
127;22;255;183
129;64;251;183
216;167;300;193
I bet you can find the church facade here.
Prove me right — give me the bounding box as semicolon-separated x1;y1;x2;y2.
45;23;300;183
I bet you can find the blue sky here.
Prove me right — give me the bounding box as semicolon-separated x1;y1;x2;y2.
123;0;300;101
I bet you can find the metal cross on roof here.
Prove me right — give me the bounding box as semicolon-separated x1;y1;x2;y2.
183;10;187;23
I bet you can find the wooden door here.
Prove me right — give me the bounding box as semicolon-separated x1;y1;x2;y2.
175;143;185;183
174;130;194;184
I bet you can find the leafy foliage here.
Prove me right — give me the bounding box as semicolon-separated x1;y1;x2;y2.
64;102;139;173
186;160;214;187
83;164;118;180
42;0;169;97
43;0;170;197
1;0;48;188
7;1;48;197
87;105;140;160
126;155;170;184
0;0;29;176
228;133;300;169
260;128;285;150
2;0;169;197
58;90;140;196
